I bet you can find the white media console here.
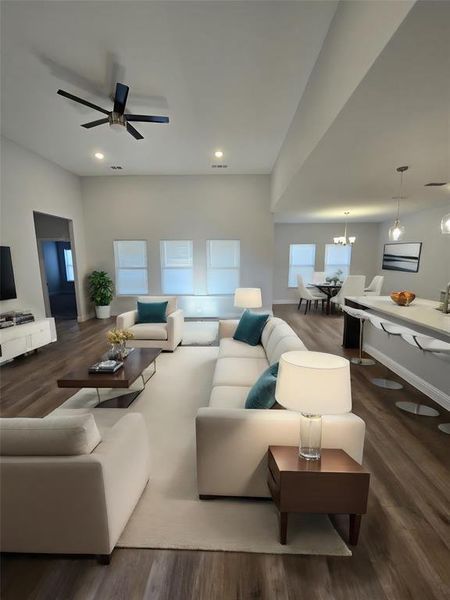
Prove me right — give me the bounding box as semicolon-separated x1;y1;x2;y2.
0;318;57;365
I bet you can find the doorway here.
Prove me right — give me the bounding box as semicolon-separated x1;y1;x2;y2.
34;212;79;320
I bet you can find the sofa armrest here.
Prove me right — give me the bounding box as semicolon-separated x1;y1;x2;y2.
219;319;240;340
92;414;150;549
167;309;184;350
196;408;365;497
116;310;138;329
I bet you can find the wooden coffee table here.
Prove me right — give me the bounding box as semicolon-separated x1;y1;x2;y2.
268;446;370;546
57;347;161;409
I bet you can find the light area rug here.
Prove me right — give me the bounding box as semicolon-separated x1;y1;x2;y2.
54;347;350;556
181;321;218;346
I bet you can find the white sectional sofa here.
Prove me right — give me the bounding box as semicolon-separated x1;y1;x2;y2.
0;412;150;562
196;317;366;498
116;295;184;352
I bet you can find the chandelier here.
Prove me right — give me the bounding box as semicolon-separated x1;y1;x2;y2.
333;212;356;246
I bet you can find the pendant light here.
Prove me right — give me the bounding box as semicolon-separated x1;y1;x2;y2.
388;165;408;241
441;213;450;234
333;211;356;246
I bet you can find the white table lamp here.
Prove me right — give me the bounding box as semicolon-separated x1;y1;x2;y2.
234;288;262;309
275;351;351;460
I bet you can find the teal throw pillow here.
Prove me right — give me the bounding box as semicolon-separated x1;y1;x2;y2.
245;363;279;409
233;309;269;346
137;301;168;323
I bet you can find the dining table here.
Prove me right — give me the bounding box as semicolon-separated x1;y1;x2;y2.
310;283;342;315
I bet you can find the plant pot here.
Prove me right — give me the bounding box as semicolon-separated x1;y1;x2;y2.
95;305;111;319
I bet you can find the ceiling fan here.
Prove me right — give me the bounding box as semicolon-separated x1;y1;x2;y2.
57;82;169;140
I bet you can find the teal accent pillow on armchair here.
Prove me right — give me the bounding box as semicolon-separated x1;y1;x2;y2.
245;363;279;409
137;301;168;323
233;309;269;346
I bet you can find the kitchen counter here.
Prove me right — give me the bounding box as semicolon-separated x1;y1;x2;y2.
344;296;450;410
346;296;450;339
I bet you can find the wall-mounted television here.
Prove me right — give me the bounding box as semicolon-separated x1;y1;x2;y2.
0;246;17;300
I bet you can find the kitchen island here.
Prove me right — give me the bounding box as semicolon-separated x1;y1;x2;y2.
344;296;450;410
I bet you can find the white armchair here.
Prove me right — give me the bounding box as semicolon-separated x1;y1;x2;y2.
116;296;184;351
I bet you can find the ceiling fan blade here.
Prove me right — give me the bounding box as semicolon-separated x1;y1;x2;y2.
126;122;144;140
125;114;169;124
81;117;110;129
113;83;129;115
57;89;110;115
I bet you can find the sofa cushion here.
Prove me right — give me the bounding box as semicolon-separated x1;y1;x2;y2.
233;310;270;346
137;301;168;323
261;317;284;349
0;414;101;456
267;335;308;365
129;323;168;340
213;357;269;387
219;338;266;359
137;295;177;316
245;363;279;409
209;386;250;409
264;322;297;360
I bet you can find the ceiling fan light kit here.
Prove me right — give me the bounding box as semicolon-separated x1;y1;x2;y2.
388;165;408;241
333;211;356;246
57;82;169;140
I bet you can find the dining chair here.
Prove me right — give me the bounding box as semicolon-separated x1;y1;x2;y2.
364;275;384;296
297;274;326;314
330;276;366;311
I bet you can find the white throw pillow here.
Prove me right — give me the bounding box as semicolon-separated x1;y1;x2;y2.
0;414;101;456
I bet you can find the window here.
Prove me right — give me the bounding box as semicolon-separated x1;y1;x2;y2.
63;248;74;282
160;240;194;294
324;244;352;279
288;244;316;287
207;240;240;294
113;240;148;295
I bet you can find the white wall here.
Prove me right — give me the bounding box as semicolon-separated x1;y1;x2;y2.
378;205;450;300
273;222;379;303
81;175;273;317
0;137;89;319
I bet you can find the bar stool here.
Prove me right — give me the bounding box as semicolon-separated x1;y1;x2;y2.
397;332;449;417
366;314;415;390
342;306;375;365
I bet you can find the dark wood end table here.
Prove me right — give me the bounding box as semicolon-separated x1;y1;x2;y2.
57;347;161;409
267;446;370;546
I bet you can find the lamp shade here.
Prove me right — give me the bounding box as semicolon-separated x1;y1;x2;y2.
234;287;262;308
275;351;351;415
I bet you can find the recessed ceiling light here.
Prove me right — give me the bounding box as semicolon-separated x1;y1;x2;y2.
214;150;224;159
94;152;104;160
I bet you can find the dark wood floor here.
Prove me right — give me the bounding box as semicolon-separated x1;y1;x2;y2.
1;307;449;600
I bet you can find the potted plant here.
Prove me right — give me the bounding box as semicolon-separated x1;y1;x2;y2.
88;270;114;319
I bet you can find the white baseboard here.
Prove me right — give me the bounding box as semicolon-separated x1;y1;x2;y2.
77;312;95;323
365;343;450;411
273;299;297;305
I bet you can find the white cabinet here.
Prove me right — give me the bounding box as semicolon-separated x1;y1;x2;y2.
0;319;57;364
